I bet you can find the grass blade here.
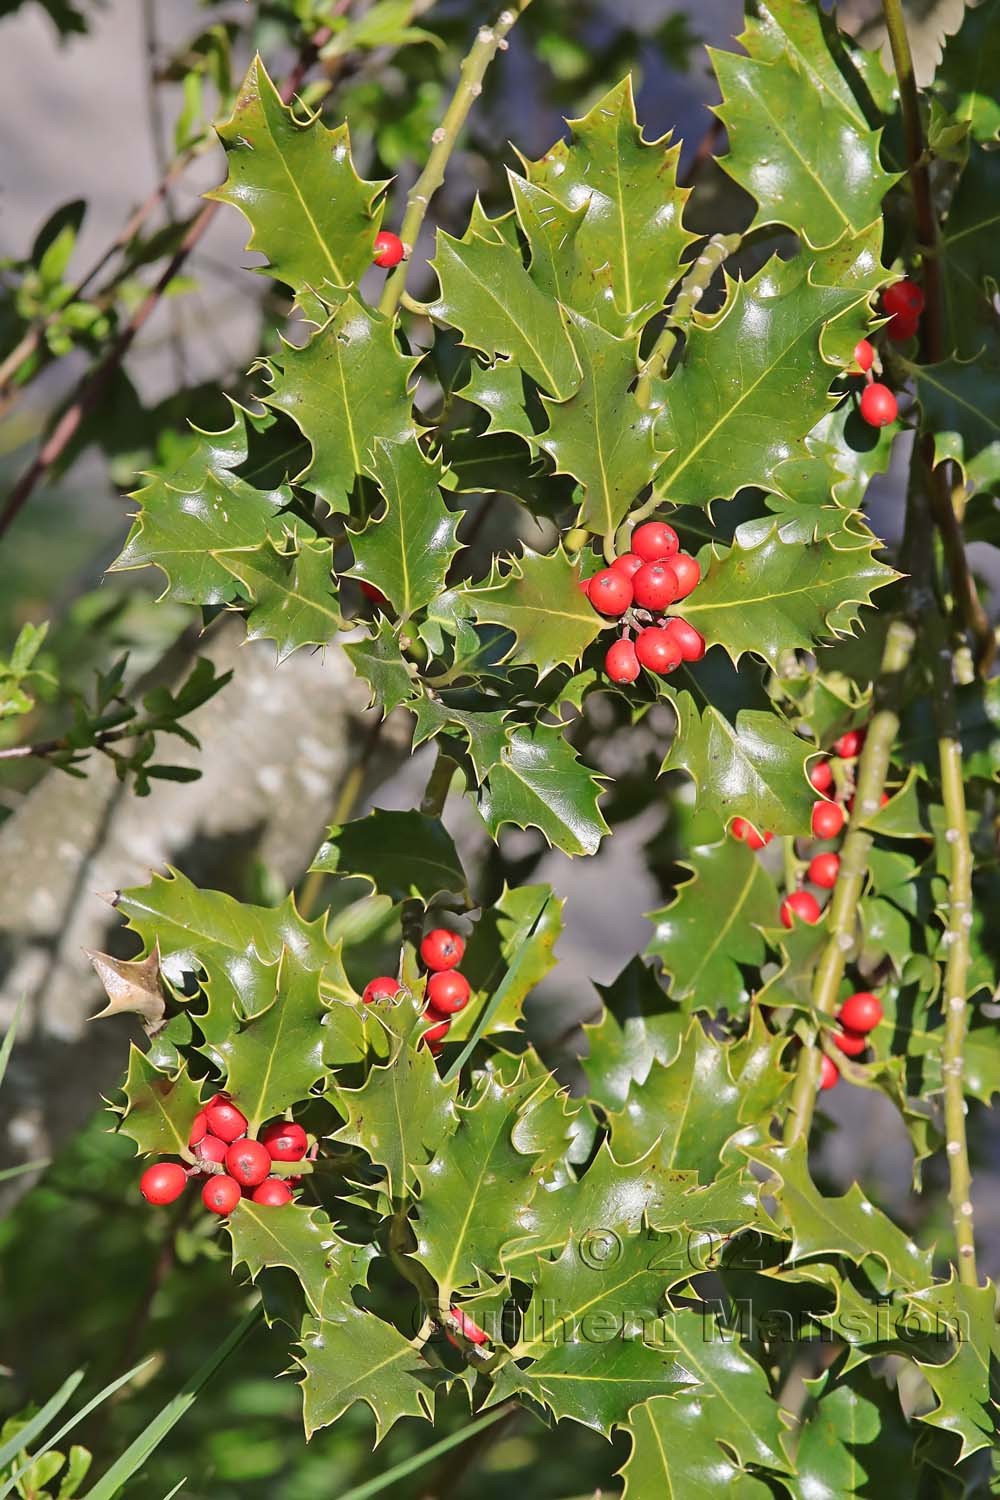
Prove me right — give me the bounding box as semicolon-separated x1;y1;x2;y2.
337;1405;515;1500
83;1303;262;1500
0;1159;50;1185
0;996;25;1093
0;1370;85;1470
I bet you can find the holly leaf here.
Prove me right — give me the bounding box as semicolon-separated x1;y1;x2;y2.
646;837;775;1014
582;957;684;1112
904;323;1000;492
111;407;291;605
220;535;342;661
477;723;609;857
453;882;563;1039
260;295;418;514
682;523;896;668
349;438;461;620
413;1068;546;1297
937;0;1000;143
538;311;658;540
344;616;420;715
228;1201;376;1318
334;1027;460;1198
311;809;468;904
115;1046;203;1158
620;1393;775;1498
908;1277;1000;1458
207;56;386;304
430;229;579;398
465;547;602;678
653;226;886;507
214;949;328;1128
712;0;895;247
298;1306;441;1439
940;146;1000;361
518;76;695;330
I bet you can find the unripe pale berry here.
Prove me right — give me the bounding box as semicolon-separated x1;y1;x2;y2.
882;279;924;318
859;382;897;427
197;1134;228;1165
631;521;679;562
420;929;465;972
634;626;682;674
808;759;833;794
373;230;405;268
730;817;772;851
205;1100;248;1144
610;552;644;580
605;638;640;683
189;1110;209;1147
363;975;400;1005
819;1054;840;1090
423;1014;451;1045
140;1161;187;1205
261;1121;308;1162
833;1026;867;1057
663;616;705;662
780;890;822;928
811;799;845;839
224;1139;272;1188
833;728;865;759
202;1174;242;1215
838;991;883;1034
632;561;678;611
587;568;633;616
808;852;840;888
426;970;470;1015
669;552;700;599
251;1177;293;1207
853;338;874;372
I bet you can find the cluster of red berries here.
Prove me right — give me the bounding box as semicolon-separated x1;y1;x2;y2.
584;522;705;683
139;1096;307;1216
362;928;469;1053
819;989;884;1091
854;276;924;430
373;230;406;268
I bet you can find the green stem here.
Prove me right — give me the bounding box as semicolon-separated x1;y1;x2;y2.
634;232;740;411
336;1406;516;1500
783;618;916;1146
378;3;532;319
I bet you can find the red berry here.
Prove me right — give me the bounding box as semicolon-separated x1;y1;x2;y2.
833;728;865;759
808;852;840;888
853;338;874;372
833;1026;867;1057
882;279;924;318
669;552;700;599
859;382;897;428
780;890;822;928
632;561;678;611
808;759;833;794
423;1014;451;1044
420;929;465;972
261;1121;308;1162
811;799;845;840
140;1162;187;1206
730;816;771;851
838;991;883;1034
360;580;389;608
224;1139;272;1188
189;1110;209;1147
201;1174;242;1215
451;1307;489;1345
362;975;400;1005
663;616;705;662
610;552;645;580
819;1054;840;1090
204;1100;248;1144
605;638;641;683
426;970;470;1015
632;521;679;562
886;309;919;343
373;230;405;268
251;1177;293;1207
197;1134;228;1165
634;626;682;675
587;567;633;616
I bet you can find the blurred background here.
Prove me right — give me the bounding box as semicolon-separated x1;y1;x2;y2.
0;1;984;1496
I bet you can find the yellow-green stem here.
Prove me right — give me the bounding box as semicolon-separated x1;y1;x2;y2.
379;3;532;319
634;233;740;411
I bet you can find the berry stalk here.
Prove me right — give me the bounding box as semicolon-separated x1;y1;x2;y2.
378;3;533;319
783;617;916;1145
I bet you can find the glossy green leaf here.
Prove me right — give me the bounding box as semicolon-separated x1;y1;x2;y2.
311;809;468;904
115;1047;202;1158
466;547;602;678
453;882;563;1038
220;535;342;660
908;1277;1000;1458
349;439;460;620
937;0;1000;143
904;323;1000;492
214;949;327;1128
228;1201;376;1318
298;1307;440;1439
581;958;684;1112
477;723;609;857
344;616;420;715
621;1393;775;1498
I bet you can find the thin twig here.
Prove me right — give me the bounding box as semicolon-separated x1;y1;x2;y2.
378;2;532;319
634;231;741;411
